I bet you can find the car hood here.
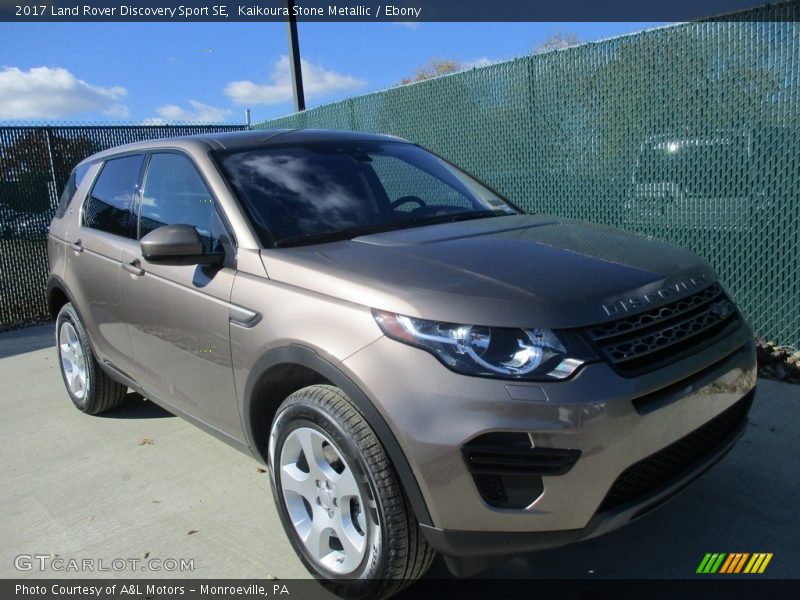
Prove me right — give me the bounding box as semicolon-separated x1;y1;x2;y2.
259;214;716;329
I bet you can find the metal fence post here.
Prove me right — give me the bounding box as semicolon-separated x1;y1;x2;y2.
43;127;59;207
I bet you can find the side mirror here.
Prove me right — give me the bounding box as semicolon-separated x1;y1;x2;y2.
140;224;223;266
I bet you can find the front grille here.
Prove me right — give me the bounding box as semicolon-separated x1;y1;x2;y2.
598;391;753;513
585;283;741;376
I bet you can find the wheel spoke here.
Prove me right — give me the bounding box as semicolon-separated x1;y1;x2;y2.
64;325;75;346
302;518;331;561
333;465;361;502
334;510;365;563
295;428;325;478
60;343;75;366
69;370;82;394
280;463;318;502
75;370;86;395
62;362;75;386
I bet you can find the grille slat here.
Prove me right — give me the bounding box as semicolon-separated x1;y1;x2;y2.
598;392;753;513
585;283;742;376
589;284;724;341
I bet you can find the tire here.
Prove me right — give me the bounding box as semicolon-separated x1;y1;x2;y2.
55;302;128;415
269;385;435;599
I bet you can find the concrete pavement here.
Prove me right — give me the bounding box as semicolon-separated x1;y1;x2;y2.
1;325;798;581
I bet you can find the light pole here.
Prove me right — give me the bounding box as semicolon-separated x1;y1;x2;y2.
285;0;305;112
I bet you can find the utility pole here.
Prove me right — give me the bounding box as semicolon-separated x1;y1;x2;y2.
285;0;305;112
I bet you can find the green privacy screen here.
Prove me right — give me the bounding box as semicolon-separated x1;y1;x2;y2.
257;5;800;348
0;125;246;329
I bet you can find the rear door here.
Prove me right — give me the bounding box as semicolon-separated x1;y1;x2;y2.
64;154;144;375
119;151;242;441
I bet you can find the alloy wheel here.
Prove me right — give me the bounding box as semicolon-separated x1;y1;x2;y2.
59;321;88;400
278;426;376;575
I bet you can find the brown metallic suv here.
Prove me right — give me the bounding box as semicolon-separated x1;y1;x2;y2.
47;130;757;598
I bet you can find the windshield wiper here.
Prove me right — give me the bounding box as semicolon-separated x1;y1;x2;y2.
274;223;400;248
273;210;510;248
395;210;508;229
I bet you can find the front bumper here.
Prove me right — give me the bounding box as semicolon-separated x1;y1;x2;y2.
342;322;756;536
420;388;751;561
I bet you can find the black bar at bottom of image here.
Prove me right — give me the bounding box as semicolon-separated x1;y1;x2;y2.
5;579;800;600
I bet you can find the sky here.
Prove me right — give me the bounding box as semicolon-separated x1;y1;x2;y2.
0;21;666;125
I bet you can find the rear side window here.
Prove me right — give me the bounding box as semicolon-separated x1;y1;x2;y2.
54;163;91;219
84;155;143;238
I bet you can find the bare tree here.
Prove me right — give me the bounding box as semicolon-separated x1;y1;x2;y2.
533;32;582;54
400;58;463;85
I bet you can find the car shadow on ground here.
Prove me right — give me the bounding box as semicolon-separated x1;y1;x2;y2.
0;324;53;359
0;325;174;419
96;392;175;419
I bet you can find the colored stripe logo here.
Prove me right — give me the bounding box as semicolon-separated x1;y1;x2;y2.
697;553;773;574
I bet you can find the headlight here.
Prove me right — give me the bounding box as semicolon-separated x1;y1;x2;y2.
372;310;586;380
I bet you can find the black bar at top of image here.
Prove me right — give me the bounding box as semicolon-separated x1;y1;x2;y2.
1;0;799;22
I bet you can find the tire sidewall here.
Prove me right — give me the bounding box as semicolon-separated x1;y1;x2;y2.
55;303;92;411
270;400;387;588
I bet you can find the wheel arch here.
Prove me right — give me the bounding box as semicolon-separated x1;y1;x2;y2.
243;344;432;526
46;274;73;321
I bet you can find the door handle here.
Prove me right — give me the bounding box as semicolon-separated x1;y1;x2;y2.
122;260;145;276
68;240;83;253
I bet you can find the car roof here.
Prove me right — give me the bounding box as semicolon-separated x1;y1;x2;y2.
79;129;410;165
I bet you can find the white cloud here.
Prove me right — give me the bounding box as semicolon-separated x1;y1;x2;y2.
393;22;420;29
224;56;365;106
0;66;128;119
152;99;231;123
103;103;130;119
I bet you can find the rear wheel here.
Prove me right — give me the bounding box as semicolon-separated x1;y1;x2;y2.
56;303;127;415
269;385;435;599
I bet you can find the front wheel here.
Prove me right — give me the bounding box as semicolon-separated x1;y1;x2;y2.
269;385;434;599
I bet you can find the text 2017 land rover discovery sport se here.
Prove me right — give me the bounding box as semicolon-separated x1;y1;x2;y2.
47;130;756;598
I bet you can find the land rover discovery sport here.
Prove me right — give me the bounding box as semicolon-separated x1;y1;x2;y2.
47;130;757;598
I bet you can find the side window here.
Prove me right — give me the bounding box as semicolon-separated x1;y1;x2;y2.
369;155;474;212
139;153;228;253
84;155;143;238
55;163;91;219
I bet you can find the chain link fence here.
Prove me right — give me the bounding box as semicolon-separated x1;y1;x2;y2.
257;4;800;348
0;125;246;330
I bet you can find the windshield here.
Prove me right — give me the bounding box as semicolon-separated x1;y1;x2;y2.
215;140;520;247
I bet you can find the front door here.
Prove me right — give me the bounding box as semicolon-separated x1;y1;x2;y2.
120;151;243;442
